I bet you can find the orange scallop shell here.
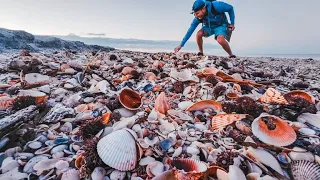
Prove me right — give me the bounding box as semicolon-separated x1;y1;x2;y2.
252;114;297;146
284;90;315;104
216;71;235;81
258;88;288;105
119;88;142;111
121;67;134;75
186;100;222;112
154;92;170;114
211;114;248;130
101;112;111;125
0;96;14;110
75;154;85;169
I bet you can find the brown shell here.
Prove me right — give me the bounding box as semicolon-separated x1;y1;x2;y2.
154;92;170;114
284;90;315;104
258;88;288;105
121;67;134;75
101;112;111;125
186;100;222;112
171;158;208;180
211;114;248;130
119;88;142;111
226;92;240;99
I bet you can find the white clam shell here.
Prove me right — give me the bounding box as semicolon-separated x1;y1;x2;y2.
60;122;73;133
97;129;137;171
91;167;106;180
172;147;183;158
33;159;59;171
61;169;80;180
297;113;320;129
228;165;246;180
23;155;49;173
144;136;159;147
187;146;200;155
0;157;19;173
290;160;320;180
55;160;69;170
0;167;28;180
51;144;68;154
289;147;315;162
146;161;164;177
298;128;316;135
28;141;42;149
178;101;194;110
112;116;137;132
139;156;156;166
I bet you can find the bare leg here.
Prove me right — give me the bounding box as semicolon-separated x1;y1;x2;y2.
216;35;233;56
196;30;207;53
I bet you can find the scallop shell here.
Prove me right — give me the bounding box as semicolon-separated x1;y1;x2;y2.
146;161;165;177
290;160;320;180
171;158;208;180
154;92;170;114
258;88;288;104
61;169;80;180
0;96;14;110
110;170;126;180
97;129;137;171
205;166;228;179
211;114;248;130
24;73;50;85
284;90;315;104
252;114;296;146
289;147;314;162
186;100;222;112
119;88;142;111
297;113;320;129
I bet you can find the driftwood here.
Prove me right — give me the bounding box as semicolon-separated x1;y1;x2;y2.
0;105;38;135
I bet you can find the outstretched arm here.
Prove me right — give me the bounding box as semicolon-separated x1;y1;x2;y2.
213;1;235;25
180;18;201;47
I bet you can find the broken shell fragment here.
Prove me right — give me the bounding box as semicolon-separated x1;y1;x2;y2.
119;88;143;111
154;92;170;114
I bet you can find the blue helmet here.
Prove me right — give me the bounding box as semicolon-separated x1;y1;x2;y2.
192;0;206;12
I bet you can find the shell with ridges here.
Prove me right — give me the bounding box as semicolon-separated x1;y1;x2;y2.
61;169;80;180
211;114;248;130
154;92;170;114
290;160;320;180
258;88;288;105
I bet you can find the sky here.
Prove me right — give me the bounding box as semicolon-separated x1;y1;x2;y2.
0;0;319;54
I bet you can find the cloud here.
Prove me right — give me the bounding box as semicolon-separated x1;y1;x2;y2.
87;33;106;36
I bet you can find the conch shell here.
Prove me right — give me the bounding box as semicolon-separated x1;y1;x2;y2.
154;92;170;114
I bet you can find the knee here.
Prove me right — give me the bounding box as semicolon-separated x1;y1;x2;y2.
196;30;204;38
216;35;225;44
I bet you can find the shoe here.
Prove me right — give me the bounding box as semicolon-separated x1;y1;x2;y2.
229;55;236;58
197;52;204;56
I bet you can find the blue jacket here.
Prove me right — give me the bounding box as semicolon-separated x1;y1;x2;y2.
180;1;235;47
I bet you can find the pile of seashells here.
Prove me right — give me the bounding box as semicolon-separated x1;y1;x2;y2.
0;49;320;180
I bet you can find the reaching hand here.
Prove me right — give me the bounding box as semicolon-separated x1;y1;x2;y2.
229;24;235;31
174;45;182;53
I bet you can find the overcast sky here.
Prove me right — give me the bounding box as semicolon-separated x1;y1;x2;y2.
0;0;319;54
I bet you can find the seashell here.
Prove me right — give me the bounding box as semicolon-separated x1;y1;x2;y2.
97;129;137;171
38;85;51;94
257;88;288;105
186;100;222;112
235;120;252;135
101;112;111;125
35;146;53;155
211;114;248;130
298;127;316;135
42;103;74;123
154;92;170;114
75;154;84;169
51;144;68;154
0;167;28;180
119;88;142;111
178;101;194;110
0;96;14;110
60;64;71;72
33;159;59;171
23;155;49;173
61;169;80;180
289;147;314;162
54;138;69;145
144;136;159;147
110;170;126;180
159;122;175;134
121;67;134;75
288;121;308;131
252;114;296;146
146;161;165;177
171;158;208;180
151;170;175;180
233;83;241;93
27;141;42;149
74;104;88;113
228;165;246;180
145;72;157;81
187;146;200;155
246;147;284;175
55;160;69;170
172;147;183;158
284;90;315;104
18;90;47;104
0;157;19;173
60;122;73;133
277;152;291;165
297;113;320;129
246;172;260;180
290;160;320;180
112;116;137;132
226;92;240;99
5;146;22;157
91;167;106;180
153;60;165;68
139;156;156;166
204;165;228;179
202;67;219;75
170;68;199;82
70;135;84;143
53;151;65;158
24;73;50;85
48;122;60;131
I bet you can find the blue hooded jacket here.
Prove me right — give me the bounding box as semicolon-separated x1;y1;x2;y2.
180;1;235;47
